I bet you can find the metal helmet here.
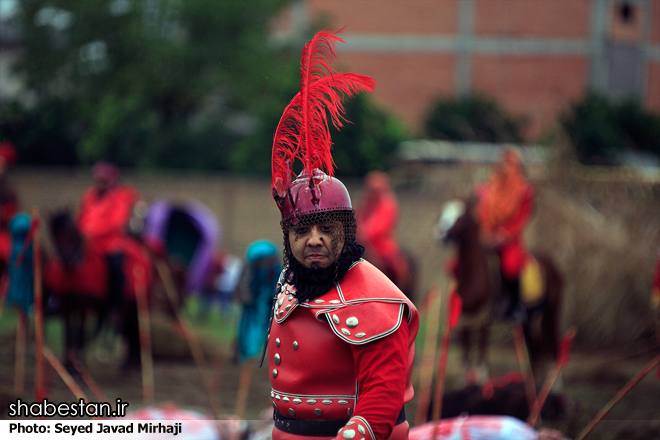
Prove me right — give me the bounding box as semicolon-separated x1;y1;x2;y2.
273;168;351;223
270;29;374;241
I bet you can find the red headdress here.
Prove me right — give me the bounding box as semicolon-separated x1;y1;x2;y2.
271;29;376;223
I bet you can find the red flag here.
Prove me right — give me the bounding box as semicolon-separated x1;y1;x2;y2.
449;292;462;329
558;331;575;367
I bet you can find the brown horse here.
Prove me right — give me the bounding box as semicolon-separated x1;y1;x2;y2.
45;211;153;371
435;197;563;383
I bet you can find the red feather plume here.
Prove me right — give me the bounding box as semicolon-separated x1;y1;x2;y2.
271;29;376;197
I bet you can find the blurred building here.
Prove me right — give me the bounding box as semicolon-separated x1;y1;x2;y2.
3;0;659;143
272;0;660;140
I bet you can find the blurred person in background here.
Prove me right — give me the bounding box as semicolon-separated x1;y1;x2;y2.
476;147;535;321
77;162;141;321
235;240;279;363
232;240;280;419
0;141;19;274
198;249;243;322
357;171;406;284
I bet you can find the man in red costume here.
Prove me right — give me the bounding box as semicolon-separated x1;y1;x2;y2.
476;147;535;321
77;162;141;315
265;30;419;440
78;162;140;251
357;171;406;284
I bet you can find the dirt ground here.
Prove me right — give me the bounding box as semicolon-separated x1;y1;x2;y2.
1;304;659;440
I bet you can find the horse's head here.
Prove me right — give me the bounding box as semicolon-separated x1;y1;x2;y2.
434;197;478;245
49;210;83;269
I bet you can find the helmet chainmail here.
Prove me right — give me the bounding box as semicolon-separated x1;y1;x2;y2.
280;209;357;277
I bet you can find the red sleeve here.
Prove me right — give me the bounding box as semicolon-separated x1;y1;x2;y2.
361;197;398;244
499;186;535;240
342;323;409;440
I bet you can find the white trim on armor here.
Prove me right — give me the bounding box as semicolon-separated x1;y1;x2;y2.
336;260;415;324
350;416;375;440
277;259;415;326
270;389;356;400
325;304;405;345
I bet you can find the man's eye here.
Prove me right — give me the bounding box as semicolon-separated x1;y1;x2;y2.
295;227;310;235
321;226;334;234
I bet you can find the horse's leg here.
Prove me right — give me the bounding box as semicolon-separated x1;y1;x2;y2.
476;324;490;383
523;321;543;385
77;303;89;363
461;328;479;384
62;301;74;369
461;327;471;366
542;307;559;362
543;266;562;363
63;298;80;373
121;301;141;371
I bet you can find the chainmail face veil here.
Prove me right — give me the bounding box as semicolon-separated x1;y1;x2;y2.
280;209;364;303
281;209;357;265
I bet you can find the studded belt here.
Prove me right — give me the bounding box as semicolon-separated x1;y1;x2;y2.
273;407;406;437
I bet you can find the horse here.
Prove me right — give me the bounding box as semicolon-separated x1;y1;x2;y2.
434;197;563;384
44;211;153;371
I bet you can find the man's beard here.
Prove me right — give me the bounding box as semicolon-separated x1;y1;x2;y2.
285;241;365;303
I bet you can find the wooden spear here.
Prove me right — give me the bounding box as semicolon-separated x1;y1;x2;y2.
43;346;89;401
513;324;537;417
413;286;443;426
527;327;576;427
31;208;45;402
68;353;110;404
155;258;221;419
209;352;225;396
235;358;255;419
575;353;660;440
14;310;27;396
431;283;456;424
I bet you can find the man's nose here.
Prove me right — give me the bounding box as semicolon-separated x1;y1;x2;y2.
307;226;324;246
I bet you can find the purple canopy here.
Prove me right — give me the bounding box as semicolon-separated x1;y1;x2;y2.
143;199;221;293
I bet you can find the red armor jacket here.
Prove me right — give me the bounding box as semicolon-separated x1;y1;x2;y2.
77;185;140;254
268;259;419;440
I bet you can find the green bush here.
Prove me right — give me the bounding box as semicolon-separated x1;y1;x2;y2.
423;94;524;143
560;92;660;165
232;93;411;177
1;0;296;171
329;93;412;177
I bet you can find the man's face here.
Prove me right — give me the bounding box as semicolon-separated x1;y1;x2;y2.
288;221;345;269
94;175;112;193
